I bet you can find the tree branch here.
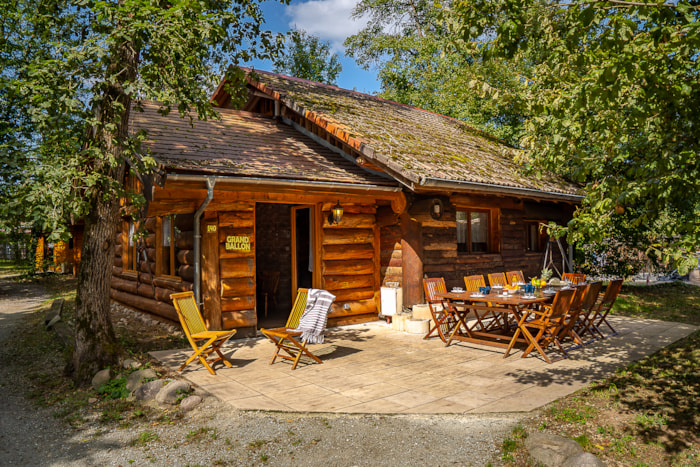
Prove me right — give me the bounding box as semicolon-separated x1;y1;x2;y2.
550;0;698;9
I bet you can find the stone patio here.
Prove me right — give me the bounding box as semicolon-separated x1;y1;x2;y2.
150;316;697;414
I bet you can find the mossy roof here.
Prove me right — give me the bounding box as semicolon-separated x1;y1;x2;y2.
129;100;395;187
238;70;581;198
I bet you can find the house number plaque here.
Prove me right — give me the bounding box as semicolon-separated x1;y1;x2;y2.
206;224;217;233
225;235;251;251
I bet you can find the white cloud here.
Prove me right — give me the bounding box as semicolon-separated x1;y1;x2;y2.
285;0;368;51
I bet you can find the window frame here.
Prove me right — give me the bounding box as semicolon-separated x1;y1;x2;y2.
525;220;547;253
156;215;179;279
456;206;500;254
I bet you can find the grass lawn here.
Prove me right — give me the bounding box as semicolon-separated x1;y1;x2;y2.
0;259;32;277
502;281;700;466
2;269;698;465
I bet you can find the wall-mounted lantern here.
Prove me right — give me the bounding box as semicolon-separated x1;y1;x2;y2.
328;200;344;225
430;198;444;220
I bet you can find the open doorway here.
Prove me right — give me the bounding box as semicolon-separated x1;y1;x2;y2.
255;204;317;329
292;206;314;292
255;204;292;328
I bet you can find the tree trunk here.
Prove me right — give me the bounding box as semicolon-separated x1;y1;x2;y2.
68;14;138;384
69;197;121;381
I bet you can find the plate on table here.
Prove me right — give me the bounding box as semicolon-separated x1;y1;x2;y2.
492;285;503;289
470;293;485;298
451;288;464;293
522;294;536;299
543;289;556;295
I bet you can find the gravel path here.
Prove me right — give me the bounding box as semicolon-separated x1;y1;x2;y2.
0;275;522;466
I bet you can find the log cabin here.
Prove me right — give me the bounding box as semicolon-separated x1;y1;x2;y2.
112;69;582;336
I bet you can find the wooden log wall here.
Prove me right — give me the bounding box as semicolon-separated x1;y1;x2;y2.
110;216;194;324
321;202;379;324
419;197;571;292
377;206;402;287
218;203;256;329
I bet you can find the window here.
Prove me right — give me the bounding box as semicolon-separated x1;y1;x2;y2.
124;221;138;272
157;215;179;277
526;222;547;252
457;209;491;253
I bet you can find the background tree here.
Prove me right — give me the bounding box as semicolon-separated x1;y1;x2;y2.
274;28;342;85
452;0;700;273
345;0;529;145
2;0;283;383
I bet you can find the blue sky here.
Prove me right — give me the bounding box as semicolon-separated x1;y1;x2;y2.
243;0;381;94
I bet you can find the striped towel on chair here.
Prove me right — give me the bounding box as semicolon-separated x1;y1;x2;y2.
295;289;335;344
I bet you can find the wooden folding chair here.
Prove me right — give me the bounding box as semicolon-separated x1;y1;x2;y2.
422;278;459;342
562;272;586;285
170;291;237;375
464;274;501;331
506;271;525;285
488;272;508;288
554;284;588;355
504;288;576;363
590;279;624;337
260;289;329;370
464;274;485;292
574;280;604;341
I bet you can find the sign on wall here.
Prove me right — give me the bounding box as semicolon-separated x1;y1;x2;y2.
225;235;251;251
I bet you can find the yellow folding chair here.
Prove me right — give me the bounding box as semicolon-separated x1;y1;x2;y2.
506;270;525;285
170;291;237;375
464;274;485;292
260;289;325;370
488;272;508;287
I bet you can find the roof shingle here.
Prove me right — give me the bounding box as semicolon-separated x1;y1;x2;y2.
129;100;395;187
241;70;581;198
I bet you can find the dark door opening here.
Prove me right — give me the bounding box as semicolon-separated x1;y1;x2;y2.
294;207;313;291
255;203;293;329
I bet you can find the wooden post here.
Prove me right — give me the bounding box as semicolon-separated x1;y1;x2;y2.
373;221;381;314
400;212;423;307
201;211;222;330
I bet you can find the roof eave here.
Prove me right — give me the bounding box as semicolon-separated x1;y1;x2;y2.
417;176;584;203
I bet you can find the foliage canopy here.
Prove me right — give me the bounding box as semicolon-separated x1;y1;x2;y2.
273;28;342;85
1;0;284;382
452;0;700;273
344;0;529;146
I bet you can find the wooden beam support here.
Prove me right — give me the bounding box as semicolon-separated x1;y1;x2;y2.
400;212;424;308
201;212;222;330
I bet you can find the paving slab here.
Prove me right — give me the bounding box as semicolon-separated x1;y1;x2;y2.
150;316;697;414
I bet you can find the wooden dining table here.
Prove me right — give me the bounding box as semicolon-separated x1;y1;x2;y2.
436;290;551;355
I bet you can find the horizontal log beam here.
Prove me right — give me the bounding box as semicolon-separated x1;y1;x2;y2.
218;211;254;228
322;243;374;261
331;287;375;302
222;309;256;329
329;298;377;317
220;258;255;279
322;229;375;246
176;249;194;265
322;213;375;229
221;295;255;313
323;259;374;276
110;288;177;323
220;277;255;298
324;274;374;291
